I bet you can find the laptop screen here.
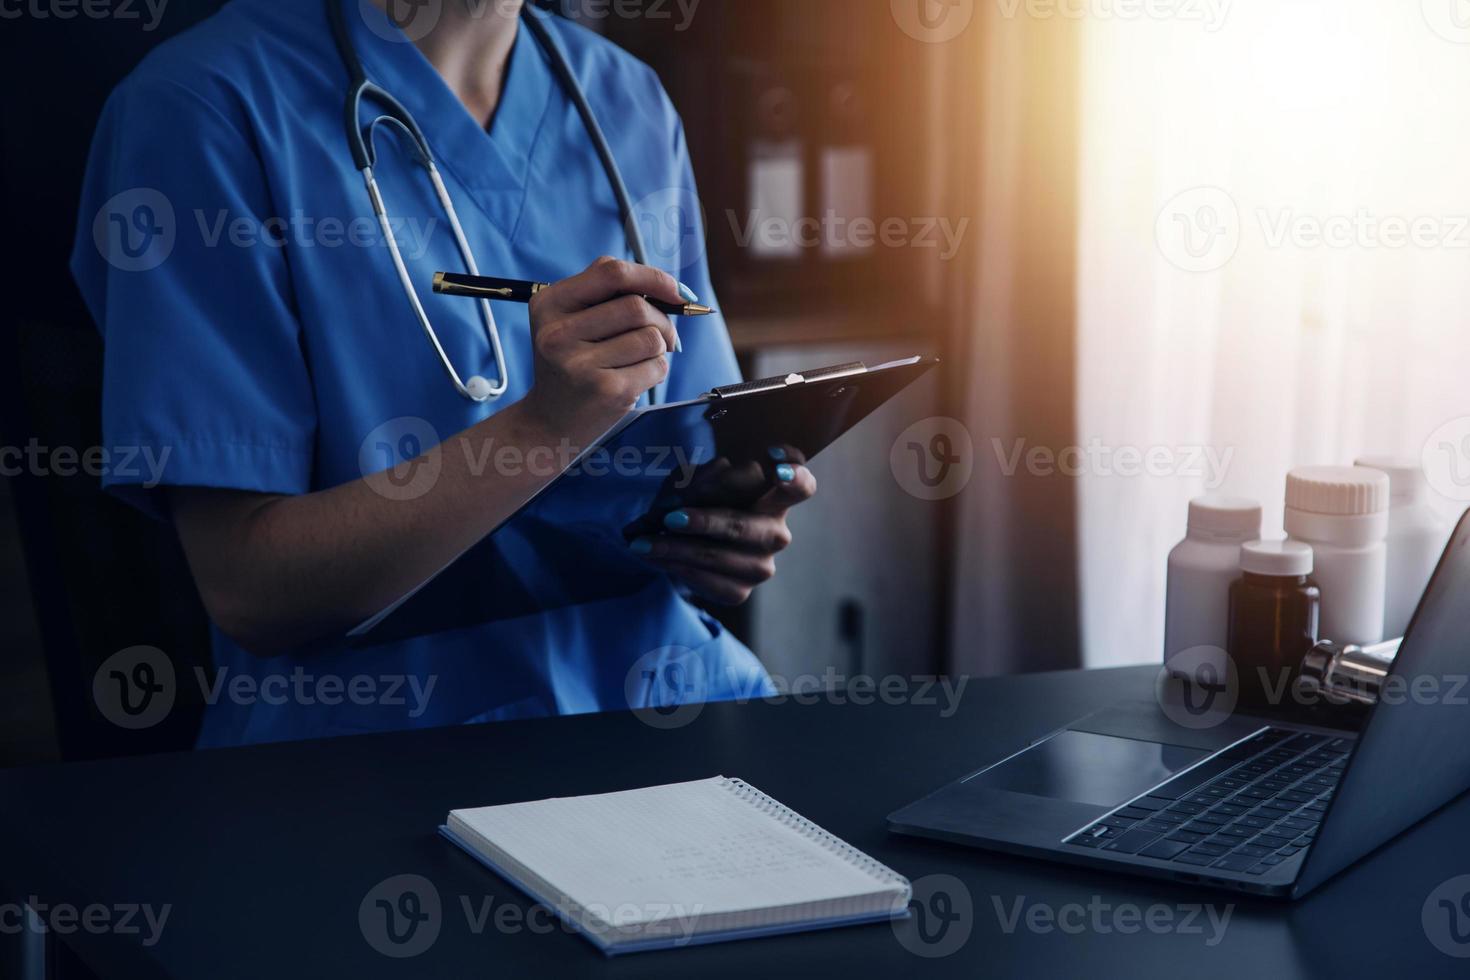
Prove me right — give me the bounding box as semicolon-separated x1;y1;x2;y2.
1296;508;1470;895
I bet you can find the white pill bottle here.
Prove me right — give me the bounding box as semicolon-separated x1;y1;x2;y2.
1355;456;1453;638
1164;495;1262;676
1284;466;1389;646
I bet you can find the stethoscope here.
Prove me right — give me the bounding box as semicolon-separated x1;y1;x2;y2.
327;1;652;403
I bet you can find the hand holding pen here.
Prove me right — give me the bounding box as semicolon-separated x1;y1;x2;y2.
437;259;817;608
471;257;692;442
433;271;714;318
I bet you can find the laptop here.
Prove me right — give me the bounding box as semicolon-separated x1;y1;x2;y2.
889;507;1470;898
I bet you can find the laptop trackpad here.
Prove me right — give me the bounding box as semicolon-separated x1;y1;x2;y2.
966;730;1208;808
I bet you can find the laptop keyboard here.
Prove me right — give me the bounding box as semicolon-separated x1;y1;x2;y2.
1065;728;1352;876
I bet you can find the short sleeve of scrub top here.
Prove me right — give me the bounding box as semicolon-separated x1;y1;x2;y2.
74;73;318;515
70;0;774;747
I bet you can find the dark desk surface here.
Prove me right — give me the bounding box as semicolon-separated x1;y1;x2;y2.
1;666;1465;979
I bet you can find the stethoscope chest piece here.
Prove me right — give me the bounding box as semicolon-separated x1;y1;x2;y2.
463;376;495;402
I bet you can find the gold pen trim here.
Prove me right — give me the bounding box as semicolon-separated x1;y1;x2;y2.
432;273;514;299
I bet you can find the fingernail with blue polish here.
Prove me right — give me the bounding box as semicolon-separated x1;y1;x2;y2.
776;464;796;483
768;447;787;462
629;538;654;556
664;510;691;530
677;282;700;303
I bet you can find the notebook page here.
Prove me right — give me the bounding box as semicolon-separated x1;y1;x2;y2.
451;777;898;925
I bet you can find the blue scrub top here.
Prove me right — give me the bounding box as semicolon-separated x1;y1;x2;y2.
71;0;773;746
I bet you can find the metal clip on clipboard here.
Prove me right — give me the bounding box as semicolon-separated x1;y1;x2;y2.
709;362;869;400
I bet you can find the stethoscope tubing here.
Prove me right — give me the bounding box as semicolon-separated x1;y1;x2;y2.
329;0;661;405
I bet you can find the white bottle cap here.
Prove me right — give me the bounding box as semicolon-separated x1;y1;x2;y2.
1354;456;1429;505
1240;539;1314;577
1284;466;1391;547
1186;495;1262;540
1285;466;1389;516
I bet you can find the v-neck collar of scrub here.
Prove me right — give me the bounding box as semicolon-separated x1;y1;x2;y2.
343;0;556;231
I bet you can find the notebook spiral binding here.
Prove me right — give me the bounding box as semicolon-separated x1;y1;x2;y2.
720;777;910;891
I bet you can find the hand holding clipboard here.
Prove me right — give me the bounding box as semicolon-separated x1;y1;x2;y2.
349;356;938;644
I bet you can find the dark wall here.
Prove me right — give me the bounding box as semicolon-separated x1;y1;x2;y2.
0;2;228;765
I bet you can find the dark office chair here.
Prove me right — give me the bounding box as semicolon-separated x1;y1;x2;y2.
0;1;234;762
3;319;214;760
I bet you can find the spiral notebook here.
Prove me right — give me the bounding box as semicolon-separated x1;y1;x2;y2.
440;776;912;955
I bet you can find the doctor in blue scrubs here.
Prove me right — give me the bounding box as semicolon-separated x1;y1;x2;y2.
71;0;813;746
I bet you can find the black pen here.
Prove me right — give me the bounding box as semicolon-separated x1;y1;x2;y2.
432;272;716;317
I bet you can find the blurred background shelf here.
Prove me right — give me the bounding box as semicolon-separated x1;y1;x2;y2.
588;0;973;680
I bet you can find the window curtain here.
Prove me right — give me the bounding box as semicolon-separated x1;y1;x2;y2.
1076;1;1470;666
950;9;1084;675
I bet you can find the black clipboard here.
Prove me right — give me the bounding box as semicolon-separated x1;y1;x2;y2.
347;356;938;646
